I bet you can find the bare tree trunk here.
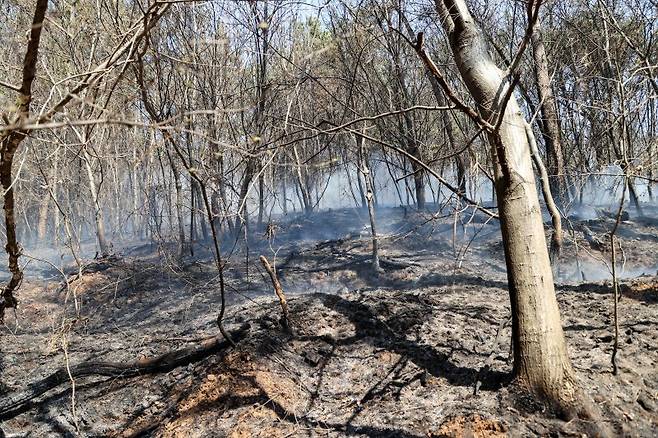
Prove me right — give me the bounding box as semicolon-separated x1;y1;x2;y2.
238;158;254;233
526;123;563;263
356;132;382;273
193;179;209;241
355;164;367;208
217;153;234;233
531;20;567;206
190;178;197;250
82;147;111;257
0;0;48;318
292;145;313;214
37;187;51;242
421;0;591;419
410;160;426;210
257;171;265;228
281;170;289;215
165;148;186;256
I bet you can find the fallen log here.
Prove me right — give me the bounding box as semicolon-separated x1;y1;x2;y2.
0;323;250;420
581;225;607;252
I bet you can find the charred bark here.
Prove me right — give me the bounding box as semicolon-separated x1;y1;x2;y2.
0;0;48;318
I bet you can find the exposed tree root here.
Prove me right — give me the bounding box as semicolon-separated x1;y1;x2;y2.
511;375;611;437
0;323;250;420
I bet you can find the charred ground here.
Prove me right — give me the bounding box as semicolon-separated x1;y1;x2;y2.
0;206;657;437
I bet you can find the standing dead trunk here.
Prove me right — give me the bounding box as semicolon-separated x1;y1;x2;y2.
292;145;313;214
410;159;426;210
37;153;60;242
238;158;255;233
165;147;186;256
193;179;209;241
37;188;50;242
355;163;368;208
531;20;568;207
0;0;48;319
356;132;382;273
190;178;197;250
281;170;289;215
82;147;111;257
257;171;265;229
419;0;592;419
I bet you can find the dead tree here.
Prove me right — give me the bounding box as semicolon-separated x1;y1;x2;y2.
259;255;292;332
356;131;382;273
0;0;48;318
0;1;170;318
531;19;568;206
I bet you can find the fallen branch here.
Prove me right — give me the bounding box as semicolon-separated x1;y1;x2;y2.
0;323;250;419
259;255;292;333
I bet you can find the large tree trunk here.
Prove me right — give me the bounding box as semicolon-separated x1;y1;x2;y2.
424;0;590;419
531;20;568;207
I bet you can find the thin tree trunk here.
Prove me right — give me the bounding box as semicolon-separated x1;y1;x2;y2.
165;148;186;256
82;147;111;257
238;158;255;233
257;171;265;228
0;0;48;318
357;132;382;273
194;180;209;240
292;145;313;214
37;185;51;242
526;123;563;263
356;163;367;208
281;170;288;215
531;20;567;206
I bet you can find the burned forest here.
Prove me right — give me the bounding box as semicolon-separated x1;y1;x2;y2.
1;0;658;436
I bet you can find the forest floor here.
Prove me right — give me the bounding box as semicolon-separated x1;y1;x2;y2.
0;206;657;437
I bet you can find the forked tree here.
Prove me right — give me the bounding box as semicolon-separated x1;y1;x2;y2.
417;0;597;420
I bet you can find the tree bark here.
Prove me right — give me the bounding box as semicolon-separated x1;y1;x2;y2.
425;0;589;419
0;0;48;319
165;147;186;256
531;21;567;206
356;132;382;273
82;147;111;257
526;123;563;263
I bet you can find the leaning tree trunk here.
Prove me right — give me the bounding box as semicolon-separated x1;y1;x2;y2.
0;0;48;319
423;0;592;419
